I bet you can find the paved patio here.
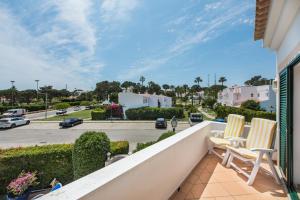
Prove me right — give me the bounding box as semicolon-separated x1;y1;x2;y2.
170;151;287;200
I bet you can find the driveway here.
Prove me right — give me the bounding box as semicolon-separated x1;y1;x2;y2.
0;121;190;152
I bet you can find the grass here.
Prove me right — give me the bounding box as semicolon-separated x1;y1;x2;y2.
40;110;92;121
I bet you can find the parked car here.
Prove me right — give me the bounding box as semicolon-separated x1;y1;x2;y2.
2;109;26;117
85;105;95;110
189;113;203;126
74;106;81;111
56;109;67;115
59;118;83;128
0;117;30;129
155;118;167;129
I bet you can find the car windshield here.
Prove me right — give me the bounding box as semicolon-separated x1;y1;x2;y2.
157;118;165;121
64;118;76;122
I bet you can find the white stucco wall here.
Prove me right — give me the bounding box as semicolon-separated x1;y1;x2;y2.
276;8;300;186
118;92;147;110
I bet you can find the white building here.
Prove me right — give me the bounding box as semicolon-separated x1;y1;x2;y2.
118;91;172;111
218;85;276;112
254;0;300;196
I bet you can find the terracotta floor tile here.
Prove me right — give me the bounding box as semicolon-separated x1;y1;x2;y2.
171;153;287;200
202;183;230;197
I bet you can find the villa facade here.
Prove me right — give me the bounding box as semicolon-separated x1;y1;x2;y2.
254;0;300;198
217;85;276;112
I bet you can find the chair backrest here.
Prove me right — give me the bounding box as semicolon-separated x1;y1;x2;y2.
223;114;245;138
246;118;277;149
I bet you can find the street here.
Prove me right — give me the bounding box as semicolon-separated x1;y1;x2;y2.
0;122;190;152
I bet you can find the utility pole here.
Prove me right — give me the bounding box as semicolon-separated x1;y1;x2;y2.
10;80;15;106
45;92;48;119
35;80;39;101
214;73;217;85
207;74;210;87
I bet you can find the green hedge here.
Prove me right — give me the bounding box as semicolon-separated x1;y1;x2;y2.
0;104;46;114
0;141;129;195
0;144;73;195
91;109;106;120
125;107;184;120
110;141;129;156
73;132;110;179
134;131;176;152
214;105;276;122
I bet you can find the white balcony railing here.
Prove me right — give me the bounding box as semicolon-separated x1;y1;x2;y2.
41;121;229;200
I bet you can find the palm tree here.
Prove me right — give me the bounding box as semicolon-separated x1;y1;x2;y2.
194;76;203;87
218;76;227;86
183;84;189;95
139;76;146;86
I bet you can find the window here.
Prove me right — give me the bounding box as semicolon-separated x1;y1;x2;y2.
143;97;148;104
251;93;254;97
257;93;260;97
266;92;269;97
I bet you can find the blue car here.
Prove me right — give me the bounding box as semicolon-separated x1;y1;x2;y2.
59;118;83;128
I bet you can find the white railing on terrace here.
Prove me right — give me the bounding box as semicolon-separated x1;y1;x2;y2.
41;121;230;200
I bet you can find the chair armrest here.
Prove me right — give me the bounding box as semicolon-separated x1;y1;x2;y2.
228;137;247;147
211;130;224;138
250;148;276;153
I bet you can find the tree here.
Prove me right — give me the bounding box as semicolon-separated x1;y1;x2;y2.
241;100;262;111
121;81;136;91
162;84;170;91
54;102;70;110
194;77;203;87
147;81;161;94
139;76;146;86
244;75;272;86
218;76;227;86
18;90;36;104
182;84;189;95
94;81;121;101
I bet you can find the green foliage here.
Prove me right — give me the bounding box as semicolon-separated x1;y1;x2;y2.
54;102;70;110
214;104;276;122
241;100;262;111
0;144;73;195
157;131;176;142
72;132;110;179
110;141;129;156
201;97;217;109
133;131;176;152
125;107;184;120
80;101;91;106
91;108;106;120
244;75;272;86
0;104;46;114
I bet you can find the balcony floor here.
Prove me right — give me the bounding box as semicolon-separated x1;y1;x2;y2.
170;151;287;200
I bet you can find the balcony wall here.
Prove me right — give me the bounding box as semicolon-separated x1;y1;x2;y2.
41;121;229;200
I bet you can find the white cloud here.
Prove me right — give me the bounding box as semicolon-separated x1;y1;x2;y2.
204;1;222;11
0;4;103;90
100;0;139;23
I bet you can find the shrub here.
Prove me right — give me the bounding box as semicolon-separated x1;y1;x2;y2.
91;108;106;120
201;97;217;109
69;101;81;106
125;107;184;120
54;102;70;110
0;144;73;195
214;104;276;122
103;104;123;119
133;131;176;152
241;100;262;111
72;132;110;180
157;131;176;142
110;141;129;156
80;101;91;106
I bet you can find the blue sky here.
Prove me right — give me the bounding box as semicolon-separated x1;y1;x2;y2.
0;0;275;90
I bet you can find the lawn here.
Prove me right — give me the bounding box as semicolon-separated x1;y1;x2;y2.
41;110;92;121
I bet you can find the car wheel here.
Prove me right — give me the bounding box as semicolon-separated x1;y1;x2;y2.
11;124;16;128
26;121;30;125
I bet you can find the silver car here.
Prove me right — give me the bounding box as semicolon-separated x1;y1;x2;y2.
0;117;30;129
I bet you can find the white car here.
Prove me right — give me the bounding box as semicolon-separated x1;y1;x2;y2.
74;106;81;111
0;117;30;129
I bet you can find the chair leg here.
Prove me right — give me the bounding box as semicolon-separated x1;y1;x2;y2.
266;153;281;184
222;149;230;165
226;153;234;168
247;152;263;185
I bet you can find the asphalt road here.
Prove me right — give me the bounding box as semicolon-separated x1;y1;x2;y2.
0;122;190;152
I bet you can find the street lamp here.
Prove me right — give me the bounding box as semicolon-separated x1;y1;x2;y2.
10;80;15;106
35;80;39;101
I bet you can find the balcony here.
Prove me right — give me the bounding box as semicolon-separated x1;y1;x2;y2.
40;121;286;200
